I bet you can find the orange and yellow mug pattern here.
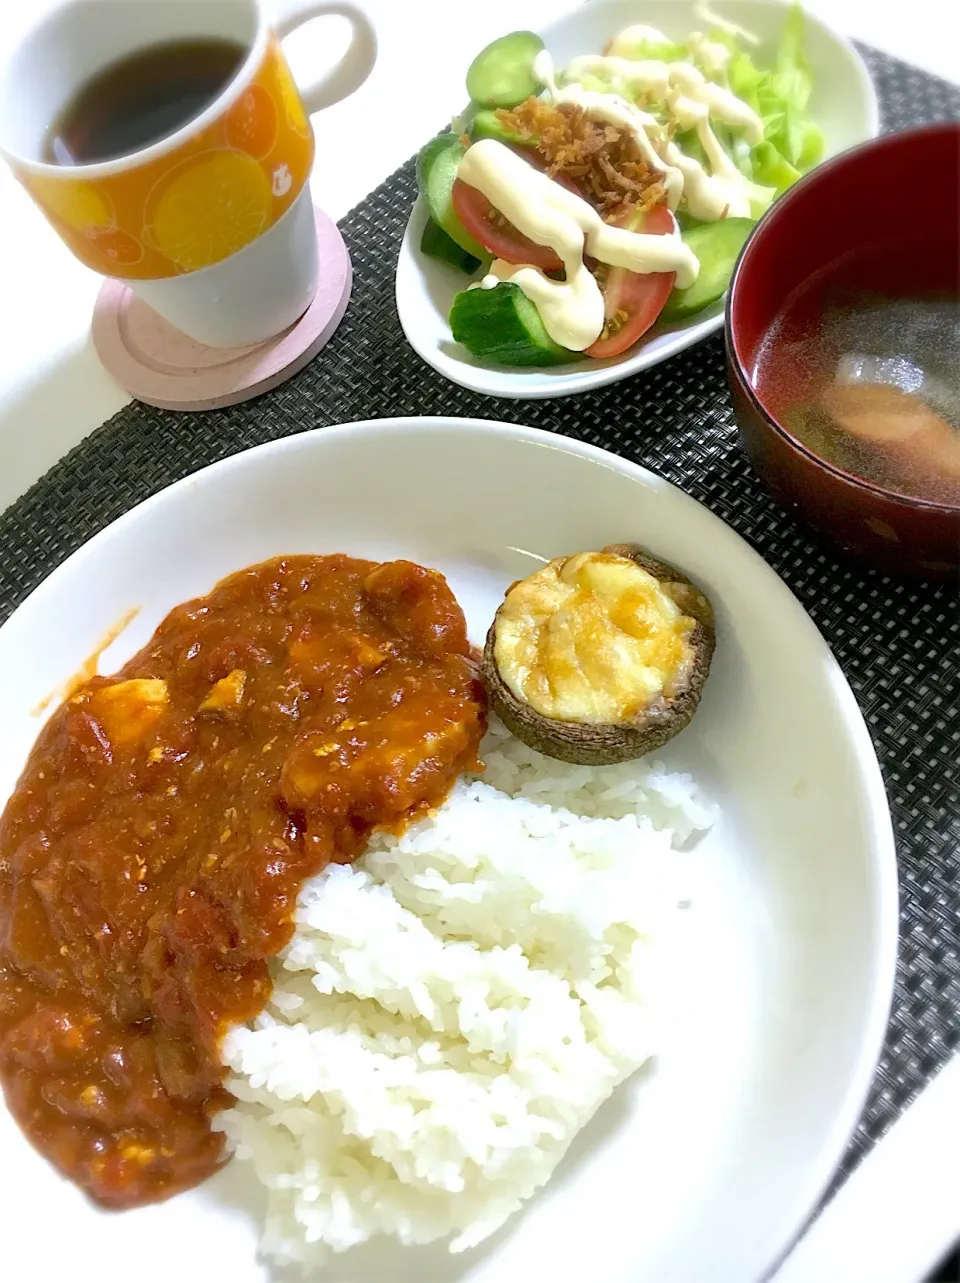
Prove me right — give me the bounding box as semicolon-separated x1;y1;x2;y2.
12;36;315;280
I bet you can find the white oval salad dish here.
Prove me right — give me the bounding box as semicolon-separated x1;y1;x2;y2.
0;418;896;1283
395;0;878;399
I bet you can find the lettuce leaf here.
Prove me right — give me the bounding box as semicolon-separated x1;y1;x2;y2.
567;71;618;95
725;3;825;180
773;1;814;110
606;37;689;63
750;141;801;193
727;47;767;112
675;127;707;170
562;2;824;206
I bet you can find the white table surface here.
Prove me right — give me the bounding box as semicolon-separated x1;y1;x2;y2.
0;3;957;1282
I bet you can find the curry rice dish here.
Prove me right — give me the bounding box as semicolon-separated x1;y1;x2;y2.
0;551;715;1265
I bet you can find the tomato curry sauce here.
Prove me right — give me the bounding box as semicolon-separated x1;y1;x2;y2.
0;556;486;1207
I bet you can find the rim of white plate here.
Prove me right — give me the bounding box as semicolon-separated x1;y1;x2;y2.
0;416;899;1281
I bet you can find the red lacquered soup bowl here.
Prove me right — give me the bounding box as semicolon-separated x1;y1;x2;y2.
725;122;960;578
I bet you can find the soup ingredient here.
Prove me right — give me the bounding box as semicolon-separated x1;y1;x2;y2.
450;281;573;366
481;546;715;765
754;248;960;505
0;556;485;1208
466;30;545;109
215;719;716;1267
834;353;960;426
820;384;954;449
819;385;960;489
660;216;754;320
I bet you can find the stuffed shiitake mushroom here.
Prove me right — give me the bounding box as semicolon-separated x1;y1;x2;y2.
481;544;715;765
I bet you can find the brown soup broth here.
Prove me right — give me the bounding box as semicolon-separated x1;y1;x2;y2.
752;236;960;506
43;38;246;167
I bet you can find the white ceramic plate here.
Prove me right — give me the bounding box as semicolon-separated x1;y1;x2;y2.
0;418;896;1283
395;0;879;399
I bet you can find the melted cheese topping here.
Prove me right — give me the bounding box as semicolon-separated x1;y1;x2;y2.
493;552;697;723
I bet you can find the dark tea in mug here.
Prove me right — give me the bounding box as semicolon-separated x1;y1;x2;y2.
43;37;246;166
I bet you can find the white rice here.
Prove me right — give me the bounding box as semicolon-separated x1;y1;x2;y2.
215;721;716;1271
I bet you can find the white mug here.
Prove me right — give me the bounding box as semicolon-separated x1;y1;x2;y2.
0;0;377;347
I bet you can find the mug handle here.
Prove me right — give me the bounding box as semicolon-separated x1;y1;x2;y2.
274;1;377;114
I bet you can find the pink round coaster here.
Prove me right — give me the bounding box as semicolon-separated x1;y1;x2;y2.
91;205;351;411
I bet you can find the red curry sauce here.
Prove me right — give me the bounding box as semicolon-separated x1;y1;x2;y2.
0;555;485;1207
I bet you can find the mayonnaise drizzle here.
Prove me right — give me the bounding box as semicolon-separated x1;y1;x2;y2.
477;259;604;353
687;30;733;75
605;21;733;71
607;24;672;53
457;139;698;351
539;45;766;222
692;0;761;46
559;53;762;144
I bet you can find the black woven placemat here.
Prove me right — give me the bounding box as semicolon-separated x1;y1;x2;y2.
1;46;958;1191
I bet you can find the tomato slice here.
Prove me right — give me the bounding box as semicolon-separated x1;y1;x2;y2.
452;177;563;270
451;148;582;271
584;204;676;360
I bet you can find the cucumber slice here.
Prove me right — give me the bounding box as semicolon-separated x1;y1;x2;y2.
416;135;487;260
450;282;577;367
451;103;478;135
466;31;544;109
660;217;755;322
470;108;534;146
420;217;482;274
416;133;457;194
